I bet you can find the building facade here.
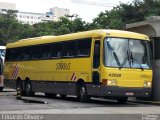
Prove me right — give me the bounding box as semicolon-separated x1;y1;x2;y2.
50;7;70;21
16;7;70;24
0;2;16;13
16;12;44;25
0;2;16;10
0;2;70;24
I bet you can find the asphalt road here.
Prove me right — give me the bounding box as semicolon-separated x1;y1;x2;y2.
0;88;160;120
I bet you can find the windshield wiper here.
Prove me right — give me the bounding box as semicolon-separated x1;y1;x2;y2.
113;52;121;67
130;52;144;70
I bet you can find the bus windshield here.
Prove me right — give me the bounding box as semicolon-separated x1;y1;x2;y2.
0;49;5;57
104;37;151;69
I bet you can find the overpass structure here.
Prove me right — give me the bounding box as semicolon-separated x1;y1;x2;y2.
126;16;160;100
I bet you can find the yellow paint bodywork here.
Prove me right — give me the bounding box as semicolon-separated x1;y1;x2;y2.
100;67;152;87
4;58;92;82
6;29;149;49
4;29;152;89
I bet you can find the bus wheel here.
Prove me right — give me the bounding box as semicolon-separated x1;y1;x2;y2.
117;97;128;104
78;84;90;102
16;79;23;95
25;80;34;96
45;93;57;98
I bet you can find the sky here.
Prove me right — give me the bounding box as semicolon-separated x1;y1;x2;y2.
0;0;133;22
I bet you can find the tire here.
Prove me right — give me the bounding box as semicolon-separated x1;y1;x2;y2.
45;93;57;98
77;84;90;103
16;79;23;95
0;87;4;92
117;97;128;104
25;80;34;96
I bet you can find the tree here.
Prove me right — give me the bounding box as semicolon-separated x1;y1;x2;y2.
1;0;160;45
92;0;160;30
0;11;33;45
32;16;92;36
0;9;18;18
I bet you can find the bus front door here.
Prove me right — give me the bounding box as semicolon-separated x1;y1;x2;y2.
90;40;101;96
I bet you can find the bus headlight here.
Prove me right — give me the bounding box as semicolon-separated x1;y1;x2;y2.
144;81;152;87
107;80;117;86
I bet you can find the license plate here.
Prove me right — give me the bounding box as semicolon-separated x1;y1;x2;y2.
126;92;134;96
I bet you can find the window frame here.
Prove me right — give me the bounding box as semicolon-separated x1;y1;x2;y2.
5;37;92;62
103;37;152;69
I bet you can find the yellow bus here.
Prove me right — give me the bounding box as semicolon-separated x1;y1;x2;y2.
4;29;152;103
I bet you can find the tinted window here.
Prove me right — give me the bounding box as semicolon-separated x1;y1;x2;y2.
20;47;30;60
50;43;63;58
6;48;22;60
40;44;51;59
77;39;91;57
6;49;11;60
63;41;76;57
5;38;92;61
29;46;41;59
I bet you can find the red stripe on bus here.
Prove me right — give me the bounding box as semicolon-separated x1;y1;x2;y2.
12;64;19;79
71;73;75;81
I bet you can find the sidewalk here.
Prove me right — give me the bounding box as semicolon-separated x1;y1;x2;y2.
128;98;160;106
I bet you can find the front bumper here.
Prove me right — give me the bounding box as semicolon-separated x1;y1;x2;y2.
101;86;151;98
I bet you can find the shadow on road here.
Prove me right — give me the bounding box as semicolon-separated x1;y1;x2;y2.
32;94;146;107
2;88;156;107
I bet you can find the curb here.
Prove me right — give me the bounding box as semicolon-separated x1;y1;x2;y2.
128;99;160;106
18;96;48;104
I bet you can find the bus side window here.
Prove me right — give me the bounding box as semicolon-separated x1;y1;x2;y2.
93;41;100;68
13;48;20;60
63;41;76;57
77;39;91;57
50;43;63;58
29;46;41;59
21;47;30;60
40;44;51;59
6;49;11;61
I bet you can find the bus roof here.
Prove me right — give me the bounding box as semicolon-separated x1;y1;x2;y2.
6;29;149;48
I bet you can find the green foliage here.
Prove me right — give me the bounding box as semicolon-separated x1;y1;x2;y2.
0;9;18;18
93;0;160;29
32;22;53;36
143;0;160;16
32;16;97;36
1;0;160;45
0;15;33;45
